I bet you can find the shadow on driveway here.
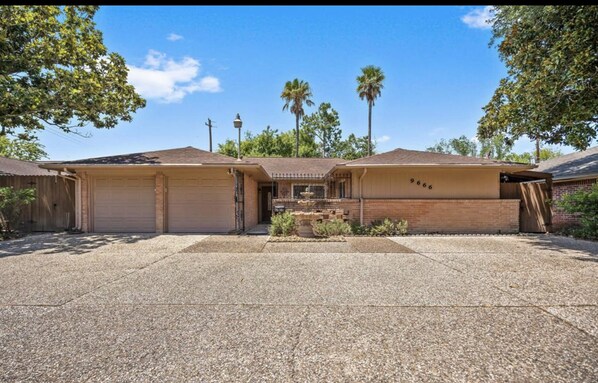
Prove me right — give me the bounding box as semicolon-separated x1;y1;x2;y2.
519;234;598;258
0;233;155;258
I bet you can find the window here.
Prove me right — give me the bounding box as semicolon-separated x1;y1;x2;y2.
292;184;325;199
338;181;346;198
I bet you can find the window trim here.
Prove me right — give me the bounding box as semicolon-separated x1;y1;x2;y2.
291;183;326;199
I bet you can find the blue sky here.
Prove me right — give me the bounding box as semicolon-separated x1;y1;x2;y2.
39;6;572;160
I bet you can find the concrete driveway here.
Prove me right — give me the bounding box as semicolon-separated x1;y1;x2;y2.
0;233;596;382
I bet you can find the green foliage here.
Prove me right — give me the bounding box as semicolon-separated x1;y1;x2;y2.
269;212;296;237
478;6;598;150
349;221;369;235
217;125;373;160
0;136;47;160
368;218;408;236
0;187;36;235
281;79;315;157
301;103;342;158
427;133;562;163
312;219;351;237
427;135;478;157
505;147;563;164
356;65;385;156
557;183;598;240
333;133;373;160
349;218;408;236
0;6;145;139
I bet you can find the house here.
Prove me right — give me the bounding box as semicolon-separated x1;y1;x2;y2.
0;157;75;231
41;146;534;234
534;146;598;231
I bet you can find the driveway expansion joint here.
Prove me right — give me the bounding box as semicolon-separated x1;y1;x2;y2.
413;250;598;339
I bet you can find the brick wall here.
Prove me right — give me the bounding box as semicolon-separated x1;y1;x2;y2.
273;198;519;234
363;199;520;234
551;179;597;230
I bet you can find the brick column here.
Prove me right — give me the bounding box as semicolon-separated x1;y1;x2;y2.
80;172;89;232
155;172;165;233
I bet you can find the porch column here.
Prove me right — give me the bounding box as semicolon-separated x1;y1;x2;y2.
80;172;89;232
155;172;165;234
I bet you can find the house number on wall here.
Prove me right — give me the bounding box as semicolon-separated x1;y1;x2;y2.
410;178;433;190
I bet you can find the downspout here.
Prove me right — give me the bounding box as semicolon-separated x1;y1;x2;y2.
359;168;368;225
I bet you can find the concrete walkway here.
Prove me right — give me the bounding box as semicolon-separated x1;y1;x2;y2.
0;233;596;381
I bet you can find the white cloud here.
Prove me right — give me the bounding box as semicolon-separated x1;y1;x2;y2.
374;135;390;144
461;6;494;30
127;50;222;103
167;33;183;41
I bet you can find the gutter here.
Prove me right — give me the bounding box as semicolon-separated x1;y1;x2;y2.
359;168;368;225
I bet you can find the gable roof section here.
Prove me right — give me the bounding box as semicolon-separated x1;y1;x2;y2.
247;157;344;179
341;148;532;168
54;147;252;166
0;157;56;176
534;146;598;181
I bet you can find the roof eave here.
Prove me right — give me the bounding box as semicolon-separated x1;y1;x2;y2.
339;163;535;169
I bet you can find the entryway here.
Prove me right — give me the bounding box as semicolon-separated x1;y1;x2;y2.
258;184;274;223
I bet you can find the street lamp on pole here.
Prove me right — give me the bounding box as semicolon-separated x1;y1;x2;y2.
233;113;242;160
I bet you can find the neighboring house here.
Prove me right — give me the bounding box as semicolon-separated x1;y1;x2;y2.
41;146;534;234
535;146;598;231
0;157;75;232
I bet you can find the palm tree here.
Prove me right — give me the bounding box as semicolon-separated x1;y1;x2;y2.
356;65;385;156
281;79;314;157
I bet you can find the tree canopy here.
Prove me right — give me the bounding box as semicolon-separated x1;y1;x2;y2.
218;103;372;160
300;103;341;158
281;79;314;157
478;6;598;150
0;136;47;161
0;6;145;141
356;65;385;156
427;133;562;164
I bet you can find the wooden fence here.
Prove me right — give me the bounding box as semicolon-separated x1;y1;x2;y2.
0;176;75;232
500;182;551;233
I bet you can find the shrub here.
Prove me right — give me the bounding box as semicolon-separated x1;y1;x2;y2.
269;211;296;236
557;183;598;240
312;219;352;237
350;220;369;235
369;218;408;236
0;187;36;237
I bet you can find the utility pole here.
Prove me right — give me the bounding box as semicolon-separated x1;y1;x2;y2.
205;118;214;152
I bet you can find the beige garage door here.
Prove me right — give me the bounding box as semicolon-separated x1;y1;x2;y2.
93;176;156;232
168;172;234;233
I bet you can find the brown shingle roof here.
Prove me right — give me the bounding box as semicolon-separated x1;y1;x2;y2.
60;147;251;166
534;146;598;180
0;157;57;176
246;157;344;179
342;148;531;167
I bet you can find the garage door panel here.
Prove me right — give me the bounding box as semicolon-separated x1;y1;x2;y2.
167;175;234;233
93;176;155;233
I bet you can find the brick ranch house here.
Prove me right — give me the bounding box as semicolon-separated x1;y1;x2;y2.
41;146;535;234
535;146;597;231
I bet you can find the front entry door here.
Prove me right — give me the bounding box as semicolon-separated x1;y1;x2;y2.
260;186;273;223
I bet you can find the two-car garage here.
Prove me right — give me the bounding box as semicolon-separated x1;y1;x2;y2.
91;170;234;233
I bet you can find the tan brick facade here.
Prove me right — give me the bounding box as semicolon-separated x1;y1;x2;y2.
363;199;520;234
551;179;597;230
272;198;519;234
155;173;165;233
